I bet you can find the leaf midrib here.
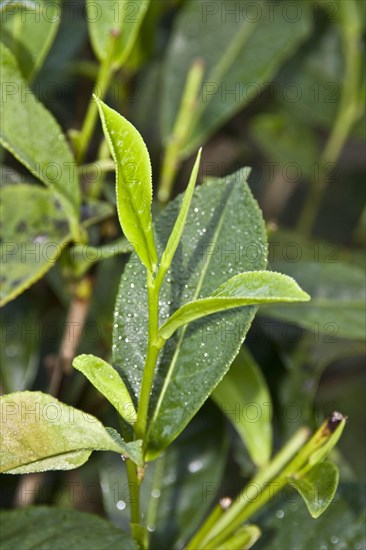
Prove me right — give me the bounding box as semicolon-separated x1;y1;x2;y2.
103;114;154;270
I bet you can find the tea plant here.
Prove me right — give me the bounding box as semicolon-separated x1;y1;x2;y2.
0;97;347;548
0;0;364;548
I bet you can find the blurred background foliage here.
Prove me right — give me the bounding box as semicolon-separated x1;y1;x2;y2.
0;0;365;547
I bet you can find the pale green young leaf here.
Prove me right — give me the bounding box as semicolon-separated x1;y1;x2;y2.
87;0;150;67
290;462;339;519
0;391;143;473
253;483;365;549
95;97;158;272
0;507;137;549
0;44;80;237
73;354;137;425
212;348;272;468
158;271;310;341
159;148;202;275
0;0;61;81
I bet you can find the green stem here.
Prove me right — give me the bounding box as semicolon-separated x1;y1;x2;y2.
158;59;204;204
125;459;144;547
135;272;162;441
129;272;164;546
187;427;310;549
76;35;118;165
297;0;362;236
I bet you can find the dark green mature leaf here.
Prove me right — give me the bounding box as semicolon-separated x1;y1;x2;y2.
212;348;272;468
113;169;268;457
0;507;137;549
261;261;365;340
159;271;309;340
277;26;343;131
73;354;137;425
290;462;339;519
0;391;142;473
0;186;113;307
254;483;366;550
87;0;150;67
250;111;317;179
0;185;71;307
161;0;312;157
0;44;80;236
101;405;228;549
0;0;61;80
95;98;158;272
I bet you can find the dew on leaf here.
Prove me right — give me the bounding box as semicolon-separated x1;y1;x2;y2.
188;459;203;473
116;500;126;510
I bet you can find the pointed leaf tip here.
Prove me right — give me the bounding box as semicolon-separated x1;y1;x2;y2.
95;99;158;272
72;354;137;425
291;462;339;519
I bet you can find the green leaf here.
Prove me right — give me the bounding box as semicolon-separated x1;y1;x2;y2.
212;348;272;468
87;0;150;67
95;97;158;272
112;169;268;457
161;0;312;157
101;404;228;549
0;185;72;307
217;525;261;550
0;507;137;549
0;0;61;80
158;271;310;341
159;148;202;275
0;391;143;473
254;482;366;550
261;260;365;340
73;354;137;425
0;44;80;236
0;186;113;307
290;462;339;519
